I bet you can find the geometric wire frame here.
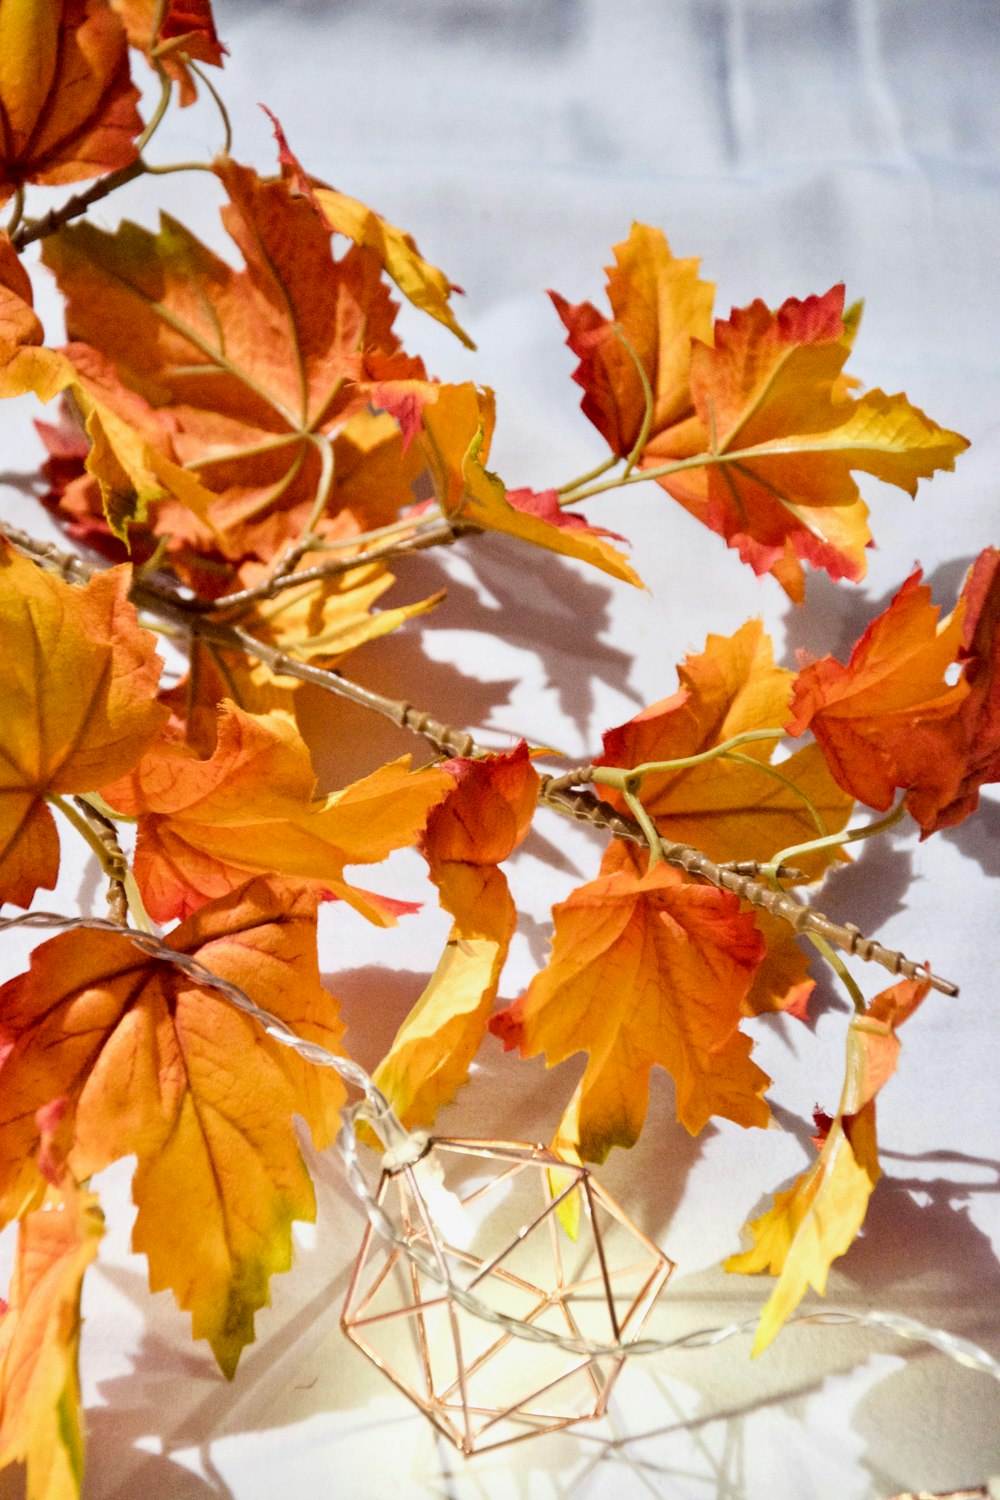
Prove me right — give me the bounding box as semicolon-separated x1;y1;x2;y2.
342;1138;675;1455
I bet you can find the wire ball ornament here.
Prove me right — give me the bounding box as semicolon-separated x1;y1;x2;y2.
341;1136;674;1454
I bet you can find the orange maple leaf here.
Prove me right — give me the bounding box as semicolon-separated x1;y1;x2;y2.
596;620;854;875
1;236;215;542
649;286;968;601
373;744;539;1129
904;547;1000;834
727;976;929;1352
599;839;816;1022
0;0;142;205
99;701;451;924
0;541;167;907
788;569;969;817
0;878;346;1376
0;1178;104;1500
41;157;427;560
261;109;472;350
113;0;226;106
550;222;714;458
490;862;768;1160
421;382;642;585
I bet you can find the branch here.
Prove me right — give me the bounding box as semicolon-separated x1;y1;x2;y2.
206;515;464;617
0;521;960;995
536;777;958;998
11;161;146;250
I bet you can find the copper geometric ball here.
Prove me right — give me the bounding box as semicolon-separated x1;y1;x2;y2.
341;1137;674;1455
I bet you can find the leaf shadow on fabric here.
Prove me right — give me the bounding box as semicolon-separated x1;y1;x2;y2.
391;533;642;752
939;787;1000;876
561;1140;1000;1497
844;1153;1000;1491
297;620;518;790
326;964;433;1074
790;838;916;1023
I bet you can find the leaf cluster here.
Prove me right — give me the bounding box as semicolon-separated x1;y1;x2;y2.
0;5;996;1493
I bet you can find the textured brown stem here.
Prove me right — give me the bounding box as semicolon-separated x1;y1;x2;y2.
71;797;128;924
11;161;146;250
537;779;959;998
1;522;960;995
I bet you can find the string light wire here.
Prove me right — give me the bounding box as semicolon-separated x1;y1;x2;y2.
2;910;998;1384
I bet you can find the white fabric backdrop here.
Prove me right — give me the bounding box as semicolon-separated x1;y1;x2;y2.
1;2;999;1496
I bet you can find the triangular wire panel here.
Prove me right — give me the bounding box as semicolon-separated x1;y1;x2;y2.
346;1287;465;1409
459;1288;595;1422
465;1177;580;1291
437;1265;552;1397
469;1355;609;1443
468;1407;601;1454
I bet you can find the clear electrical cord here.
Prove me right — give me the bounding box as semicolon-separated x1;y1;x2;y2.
2;909;999;1385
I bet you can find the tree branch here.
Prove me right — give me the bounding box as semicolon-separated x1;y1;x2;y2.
1;520;959;995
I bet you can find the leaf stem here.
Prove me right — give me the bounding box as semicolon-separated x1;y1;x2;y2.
615;325;654;480
556;453;621;497
4;184;25;240
761;801;906;888
187;59;233;156
591;728;787;786
134;65;174;155
621;780;664;867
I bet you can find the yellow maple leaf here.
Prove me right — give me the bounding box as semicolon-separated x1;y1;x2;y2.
0;1180;103;1500
727;976;929;1352
0;879;346;1377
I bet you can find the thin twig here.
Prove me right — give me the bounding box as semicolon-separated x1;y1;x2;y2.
205;516;464;617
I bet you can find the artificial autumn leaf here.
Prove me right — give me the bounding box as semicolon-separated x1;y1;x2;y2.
260;108;472;350
0;237;215;540
420;382;643;585
550;222;714;457
788;569;968;817
0;878;346;1376
726;976;928;1353
649;285;968;601
42;156;427;559
99;701;451;923
490;861;768;1160
113;0;225;106
373;744;539;1129
0;1179;104;1500
902;547;1000;834
599;838;815;1021
159;559;442;752
0;0;142;205
597;620;854;875
0;541;166;906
